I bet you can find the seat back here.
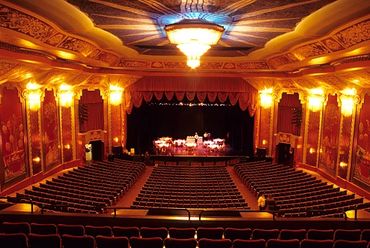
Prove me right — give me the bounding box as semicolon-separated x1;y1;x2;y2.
0;233;28;248
333;240;368;248
266;239;300;248
224;228;252;241
28;233;61;248
168;227;196;239
198;238;232;248
57;224;85;236
30;223;57;234
361;229;370;241
197;227;224;239
300;239;334;248
306;229;334;240
85;225;112;237
1;222;31;234
252;229;279;240
62;234;95;248
164;238;197;248
140;227;168;239
96;236;129;248
130;237;163;248
334;229;361;241
112;226;140;238
232;239;265;248
279;229;306;240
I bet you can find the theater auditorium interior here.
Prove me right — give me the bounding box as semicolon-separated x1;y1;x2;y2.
0;0;370;247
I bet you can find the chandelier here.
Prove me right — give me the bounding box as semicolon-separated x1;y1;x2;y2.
165;19;224;69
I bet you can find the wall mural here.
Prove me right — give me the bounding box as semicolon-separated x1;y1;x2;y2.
29;110;42;174
0;88;27;182
42;90;61;170
353;94;370;188
306;111;320;166
319;94;340;176
61;107;73;162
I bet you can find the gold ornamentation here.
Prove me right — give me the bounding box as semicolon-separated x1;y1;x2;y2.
237;61;269;69
335;20;370;48
294;43;329;59
58;37;95;56
322;38;344;52
0;61;17;75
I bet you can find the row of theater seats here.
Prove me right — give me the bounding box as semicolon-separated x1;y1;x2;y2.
7;160;145;214
1;222;370;248
234;161;365;217
132;165;248;209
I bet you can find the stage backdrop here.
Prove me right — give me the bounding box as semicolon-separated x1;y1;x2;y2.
353;93;370;190
126;98;254;156
42;89;61;170
319;94;340;176
0;88;27;183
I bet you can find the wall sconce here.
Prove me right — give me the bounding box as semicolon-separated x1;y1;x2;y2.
113;137;119;143
340;88;358;117
308;88;324;112
59;84;74;108
26;82;42;111
259;88;274;109
109;84;124;106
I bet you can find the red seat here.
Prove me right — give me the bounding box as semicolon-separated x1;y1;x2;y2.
0;233;28;248
164;238;197;248
130;237;163;248
198;238;232;248
57;224;85;236
251;229;279;240
0;222;31;234
306;229;334;240
333;240;368;248
279;229;306;240
197;227;224;239
28;233;61;248
266;239;300;248
334;229;361;241
232;239;265;248
62;234;95;248
224;228;252;241
96;236;129;248
300;239;334;248
361;229;370;241
140;227;168;239
85;225;112;237
112;226;140;238
168;227;196;239
30;223;57;235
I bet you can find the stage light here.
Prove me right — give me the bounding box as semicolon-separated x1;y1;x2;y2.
59;84;74;108
308;88;324;112
26;82;42;111
259;88;274;109
109;84;124;106
340;88;358;117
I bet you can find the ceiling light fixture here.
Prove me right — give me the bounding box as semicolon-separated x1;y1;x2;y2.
165;19;224;69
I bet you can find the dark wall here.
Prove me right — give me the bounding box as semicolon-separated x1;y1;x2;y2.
126;100;254;156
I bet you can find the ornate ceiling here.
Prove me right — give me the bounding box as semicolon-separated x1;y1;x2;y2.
0;0;369;92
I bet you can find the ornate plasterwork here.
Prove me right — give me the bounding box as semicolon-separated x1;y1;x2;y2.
268;18;370;69
0;3;119;65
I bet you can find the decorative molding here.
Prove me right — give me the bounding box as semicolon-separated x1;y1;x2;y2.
267;17;370;69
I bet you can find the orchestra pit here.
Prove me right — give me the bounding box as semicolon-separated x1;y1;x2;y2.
0;0;370;247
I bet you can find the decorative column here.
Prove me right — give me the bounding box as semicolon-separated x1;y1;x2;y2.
337;88;359;179
23;83;44;175
257;88;275;156
108;84;124;154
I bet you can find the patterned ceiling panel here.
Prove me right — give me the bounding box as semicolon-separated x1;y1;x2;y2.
67;0;335;57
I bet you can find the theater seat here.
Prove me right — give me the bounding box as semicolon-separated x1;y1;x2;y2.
164;238;197;248
306;229;334;240
334;229;361;241
0;233;28;248
197;227;224;239
28;233;61;248
57;224;85;236
279;229;306;240
168;227;196;239
85;225;112;237
30;223;57;235
266;239;300;248
232;239;265;248
62;234;95;248
112;226;140;238
333;240;368;248
198;238;232;248
224;228;252;241
130;237;163;248
251;229;279;240
96;236;129;248
140;227;168;239
0;222;31;234
300;239;334;248
361;229;370;241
